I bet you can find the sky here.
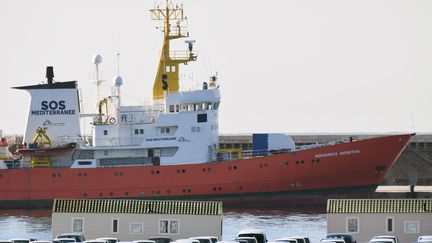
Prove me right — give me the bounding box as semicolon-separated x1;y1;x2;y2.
1;0;432;136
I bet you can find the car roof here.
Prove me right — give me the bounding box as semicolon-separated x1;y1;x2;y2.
321;239;345;242
374;236;396;239
238;229;265;235
174;240;199;243
370;239;394;243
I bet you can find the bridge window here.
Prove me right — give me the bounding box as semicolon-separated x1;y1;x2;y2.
169;105;175;113
197;113;207;123
160;127;170;134
78;161;92;165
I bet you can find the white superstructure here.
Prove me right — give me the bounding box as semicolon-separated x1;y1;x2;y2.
89;83;220;165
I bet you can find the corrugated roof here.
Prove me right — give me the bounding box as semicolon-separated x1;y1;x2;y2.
327;199;432;213
53;199;222;215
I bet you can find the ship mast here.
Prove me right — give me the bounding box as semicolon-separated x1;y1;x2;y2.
150;0;197;101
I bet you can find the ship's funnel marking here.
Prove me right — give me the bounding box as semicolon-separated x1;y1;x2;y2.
31;100;76;116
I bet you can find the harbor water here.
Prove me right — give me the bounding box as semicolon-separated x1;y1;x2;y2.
0;208;326;241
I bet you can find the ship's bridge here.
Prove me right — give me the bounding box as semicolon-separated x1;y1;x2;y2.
165;89;220;113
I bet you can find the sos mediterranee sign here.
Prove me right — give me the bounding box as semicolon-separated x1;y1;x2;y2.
31;100;76;116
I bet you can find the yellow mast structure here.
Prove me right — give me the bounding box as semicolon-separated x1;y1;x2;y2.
150;0;197;100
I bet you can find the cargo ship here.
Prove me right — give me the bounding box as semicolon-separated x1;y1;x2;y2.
0;2;412;208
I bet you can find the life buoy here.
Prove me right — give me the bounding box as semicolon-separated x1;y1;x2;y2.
109;117;116;124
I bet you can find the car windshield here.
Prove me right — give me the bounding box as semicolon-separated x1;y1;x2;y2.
149;238;170;243
327;235;351;243
236;238;256;243
238;234;264;243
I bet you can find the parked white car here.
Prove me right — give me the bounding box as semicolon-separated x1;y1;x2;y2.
133;240;156;243
234;237;258;243
84;240;108;243
97;238;120;243
372;235;399;243
419;236;432;242
321;239;345;243
190;237;218;243
274;238;297;243
57;234;86;243
53;238;77;243
369;239;395;243
237;229;267;243
9;239;31;243
173;240;199;243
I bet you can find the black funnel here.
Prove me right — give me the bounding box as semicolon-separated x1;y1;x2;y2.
46;66;54;84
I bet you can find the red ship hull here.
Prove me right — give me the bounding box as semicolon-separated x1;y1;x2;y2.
0;134;412;208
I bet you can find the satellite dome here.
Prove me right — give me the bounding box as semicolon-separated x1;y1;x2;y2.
113;75;123;86
92;54;103;65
